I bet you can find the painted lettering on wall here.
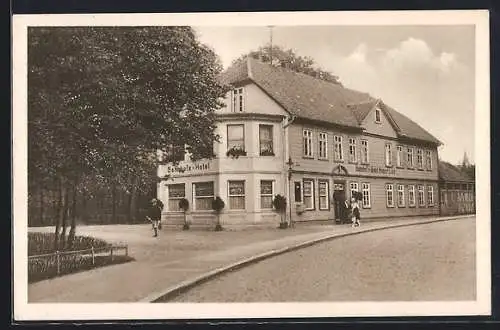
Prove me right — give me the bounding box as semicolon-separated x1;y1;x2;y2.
355;165;396;175
166;162;210;174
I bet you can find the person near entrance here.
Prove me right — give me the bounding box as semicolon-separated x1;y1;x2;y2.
351;197;361;227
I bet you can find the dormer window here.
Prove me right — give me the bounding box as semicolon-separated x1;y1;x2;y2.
375;107;382;123
232;87;244;112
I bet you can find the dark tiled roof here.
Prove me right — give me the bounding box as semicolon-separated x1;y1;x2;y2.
222;57;441;144
439;161;474;182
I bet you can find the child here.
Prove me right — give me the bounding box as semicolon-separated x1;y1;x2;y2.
351;197;361;227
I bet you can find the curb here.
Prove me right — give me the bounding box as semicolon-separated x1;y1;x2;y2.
144;215;473;303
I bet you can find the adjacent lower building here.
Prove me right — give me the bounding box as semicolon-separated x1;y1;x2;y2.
438;161;475;216
158;57;444;228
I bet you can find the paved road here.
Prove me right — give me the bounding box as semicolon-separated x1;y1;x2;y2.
171;217;476;302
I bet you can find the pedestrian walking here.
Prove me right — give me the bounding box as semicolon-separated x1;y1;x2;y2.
351;197;361;228
147;198;163;237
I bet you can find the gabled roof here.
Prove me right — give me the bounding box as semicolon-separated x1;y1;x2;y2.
438;161;474;183
221;57;442;145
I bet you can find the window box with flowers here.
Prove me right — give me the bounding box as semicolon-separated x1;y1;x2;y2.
226;146;247;158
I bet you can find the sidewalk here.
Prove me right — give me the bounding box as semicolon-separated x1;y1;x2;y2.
28;215;473;303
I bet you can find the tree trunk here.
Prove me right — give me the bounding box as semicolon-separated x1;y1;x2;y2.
111;183;117;224
39;187;44;226
68;183;77;248
60;183;69;250
126;189;133;224
54;178;63;251
81;190;87;224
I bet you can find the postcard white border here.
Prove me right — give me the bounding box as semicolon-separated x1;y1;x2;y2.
13;10;491;320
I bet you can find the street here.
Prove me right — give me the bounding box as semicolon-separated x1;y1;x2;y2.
171;217;476;302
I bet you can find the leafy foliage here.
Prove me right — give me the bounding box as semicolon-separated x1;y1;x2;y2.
212;196;225;213
179;198;190;212
272;194;287;212
233;44;342;85
28;232;109;255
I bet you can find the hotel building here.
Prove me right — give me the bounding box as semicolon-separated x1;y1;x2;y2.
158;58;442;228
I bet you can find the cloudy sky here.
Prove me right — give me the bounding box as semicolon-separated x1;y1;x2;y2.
193;25;475;165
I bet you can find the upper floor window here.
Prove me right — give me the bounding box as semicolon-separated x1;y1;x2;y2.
385;143;393;166
348;138;357;163
416;149;423;169
334;135;343;161
165;144;185;162
406;147;414;168
396;146;403;167
360;139;369;164
227;124;245;151
318;132;328;159
303;129;313;158
350;182;359;200
425;150;432;170
259;125;274;156
375;107;382;123
232;87;244;112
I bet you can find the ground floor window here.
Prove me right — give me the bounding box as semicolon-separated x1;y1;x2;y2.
386;184;394;207
427;186;434;206
228;180;245;210
318;180;329;210
408;185;416;206
294;181;302;203
362;183;371;208
168;183;185;211
418;185;425;206
260;180;274;209
193;181;214;210
397;184;405;207
350;182;359;201
303;179;315;210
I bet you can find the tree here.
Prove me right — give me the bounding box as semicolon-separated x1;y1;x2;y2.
28;27;228;248
272;194;288;229
212;196;225;231
232;44;342;85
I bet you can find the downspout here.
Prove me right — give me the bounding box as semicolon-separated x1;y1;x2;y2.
282;114;297;227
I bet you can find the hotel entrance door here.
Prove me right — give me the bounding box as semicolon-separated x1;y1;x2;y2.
333;181;346;224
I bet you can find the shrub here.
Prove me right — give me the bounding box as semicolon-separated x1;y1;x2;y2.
212;196;225;231
272;194;288;229
226;146;247;158
179;198;190;230
28;232;109;256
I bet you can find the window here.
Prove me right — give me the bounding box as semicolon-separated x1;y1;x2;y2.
260;180;274;209
397;184;405;207
318;180;329;210
360;139;369;163
350;182;359;200
193;182;214;210
441;191;448;206
227;124;245;151
303;179;315;210
416;149;423;169
168;184;185;211
375;107;381;123
318;132;328;159
334;135;343;161
396;146;403;167
165;144;185;162
348;138;357;163
408;185;416;206
418;185;425;206
386;184;394;207
303;129;313;157
228;181;245;210
259;125;274;156
232;87;244;112
385;143;393;166
362;183;371;208
294;181;302;203
425;150;432;170
427;186;434;206
407;147;414;168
